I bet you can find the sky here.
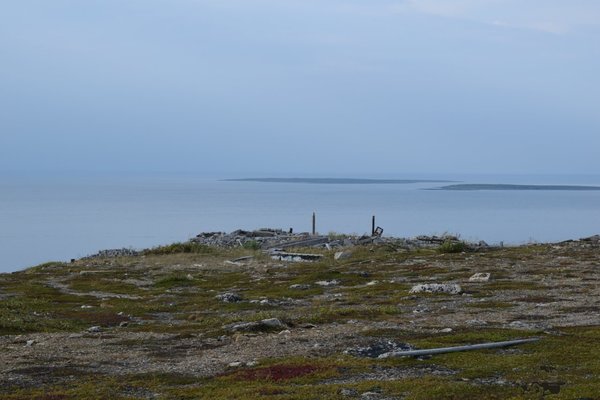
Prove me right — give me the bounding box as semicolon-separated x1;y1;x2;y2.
1;0;599;176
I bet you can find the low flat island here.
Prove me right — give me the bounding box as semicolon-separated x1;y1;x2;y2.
434;183;600;191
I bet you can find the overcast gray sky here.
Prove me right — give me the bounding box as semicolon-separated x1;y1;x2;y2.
1;0;599;176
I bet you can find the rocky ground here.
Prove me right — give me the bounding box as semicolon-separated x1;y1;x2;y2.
1;233;600;399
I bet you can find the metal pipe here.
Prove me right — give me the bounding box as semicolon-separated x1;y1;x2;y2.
378;338;540;358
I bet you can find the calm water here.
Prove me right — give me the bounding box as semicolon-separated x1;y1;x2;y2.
1;173;600;272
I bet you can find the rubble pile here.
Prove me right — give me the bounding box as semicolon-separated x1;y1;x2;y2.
190;228;485;251
84;229;493;260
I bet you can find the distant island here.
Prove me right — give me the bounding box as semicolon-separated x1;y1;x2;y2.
434;184;600;191
222;178;453;184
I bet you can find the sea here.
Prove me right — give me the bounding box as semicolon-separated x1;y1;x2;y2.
1;173;600;273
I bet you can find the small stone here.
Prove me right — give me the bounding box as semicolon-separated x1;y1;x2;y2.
227;322;261;332
216;292;242;303
440;328;453;333
366;280;378;286
228;362;243;368
409;283;462;295
300;323;317;329
25;340;35;347
469;273;491;282
278;330;291;335
340;388;359;397
260;318;287;329
186;274;194;280
335;251;352;261
361;392;382;399
119;321;129;328
246;360;258;367
80;305;93;309
289;284;311;290
87;326;102;333
316;279;340;287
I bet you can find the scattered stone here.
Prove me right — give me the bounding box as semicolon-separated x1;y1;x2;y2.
87;326;102;333
226;322;260;332
225;318;287;332
335;251;353;261
271;252;323;262
340;388;359;397
409;283;462;295
366;280;378;286
361;392;382;400
25;340;35;347
467;319;488;326
246;360;258;367
469;273;491;282
216;292;242;303
80;305;93;309
346;340;413;358
83;248;139;259
508;320;549;330
228;362;243;368
300;323;317;329
67;334;83;339
260;318;287;329
119;321;129;328
316;279;340;287
440;328;453;333
190;229;485;252
289;284;311;290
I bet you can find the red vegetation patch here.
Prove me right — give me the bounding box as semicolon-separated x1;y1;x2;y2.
231;364;320;381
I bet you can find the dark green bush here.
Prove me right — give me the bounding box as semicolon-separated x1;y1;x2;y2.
438;240;467;254
143;242;214;255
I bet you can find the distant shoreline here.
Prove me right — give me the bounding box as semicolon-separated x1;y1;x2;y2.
222;178;454;184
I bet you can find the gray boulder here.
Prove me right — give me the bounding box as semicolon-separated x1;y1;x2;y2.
409;283;462;295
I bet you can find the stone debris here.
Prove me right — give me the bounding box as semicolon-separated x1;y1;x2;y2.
270;252;323;262
335;251;353;260
190;229;482;251
346;339;413;358
316;280;340;287
215;292;242;303
409;283;462;295
225;318;287;333
228;361;243;368
80;229;490;263
469;273;491;282
289;284;311;290
82;248;139;259
87;326;102;333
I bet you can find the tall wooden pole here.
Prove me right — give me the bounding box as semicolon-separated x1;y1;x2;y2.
372;215;376;236
312;212;316;236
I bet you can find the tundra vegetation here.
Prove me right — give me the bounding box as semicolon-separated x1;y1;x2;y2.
1;237;600;399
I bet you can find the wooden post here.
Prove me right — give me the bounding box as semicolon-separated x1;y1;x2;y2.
372;215;376;236
312;212;316;236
